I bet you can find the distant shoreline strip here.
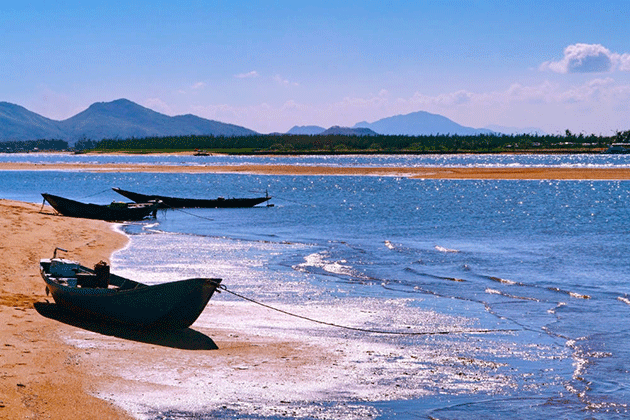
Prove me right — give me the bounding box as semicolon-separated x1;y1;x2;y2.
2;162;630;180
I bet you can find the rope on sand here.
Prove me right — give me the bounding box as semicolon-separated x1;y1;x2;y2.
218;285;518;336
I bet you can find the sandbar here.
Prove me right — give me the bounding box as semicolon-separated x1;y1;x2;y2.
2;161;630;179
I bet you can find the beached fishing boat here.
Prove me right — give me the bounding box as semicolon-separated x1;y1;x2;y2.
40;248;222;329
112;187;272;209
42;193;159;221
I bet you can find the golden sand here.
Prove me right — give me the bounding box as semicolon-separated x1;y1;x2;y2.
0;199;335;419
0;200;131;419
2;161;630;179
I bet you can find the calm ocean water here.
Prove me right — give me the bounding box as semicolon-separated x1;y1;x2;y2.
2;153;629;419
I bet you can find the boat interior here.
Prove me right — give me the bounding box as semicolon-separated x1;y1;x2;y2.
40;257;144;290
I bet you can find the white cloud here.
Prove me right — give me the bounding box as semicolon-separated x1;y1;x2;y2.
540;43;630;74
273;74;299;87
433;79;630;134
618;53;630;71
186;76;630;135
280;99;309;112
144;98;172;115
174;82;206;96
234;70;259;79
557;78;615;103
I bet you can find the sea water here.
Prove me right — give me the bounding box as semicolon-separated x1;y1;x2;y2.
2;154;630;419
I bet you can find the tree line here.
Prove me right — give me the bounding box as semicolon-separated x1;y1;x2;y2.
0;139;69;153
86;131;619;153
3;130;630;153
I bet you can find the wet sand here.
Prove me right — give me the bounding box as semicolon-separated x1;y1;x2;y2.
0;199;358;419
2;161;630;179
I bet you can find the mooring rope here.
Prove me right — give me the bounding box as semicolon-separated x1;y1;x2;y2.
218;285;518;336
170;207;215;222
80;188;112;199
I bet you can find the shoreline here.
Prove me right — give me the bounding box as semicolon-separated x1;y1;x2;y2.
0;198;514;419
0;200;131;419
0;199;359;418
3;161;630;179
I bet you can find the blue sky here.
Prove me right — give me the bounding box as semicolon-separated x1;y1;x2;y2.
2;1;630;134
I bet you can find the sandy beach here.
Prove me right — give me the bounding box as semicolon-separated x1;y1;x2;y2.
0;199;364;419
0;200;131;419
3;161;630;179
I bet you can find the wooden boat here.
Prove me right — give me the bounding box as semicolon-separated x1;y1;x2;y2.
42;193;159;221
112;187;272;209
40;248;222;330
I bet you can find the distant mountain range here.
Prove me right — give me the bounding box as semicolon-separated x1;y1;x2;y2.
0;99;257;144
320;126;378;136
289;112;544;137
0;98;543;145
354;111;495;136
285;125;325;135
484;124;546;136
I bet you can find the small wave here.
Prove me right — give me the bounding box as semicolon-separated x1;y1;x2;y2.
294;251;363;279
404;267;466;283
547;286;591;299
435;245;459;253
618;296;630;306
384;240;395;250
489;276;517;285
294;251;330;271
485;288;539;301
547;302;566;314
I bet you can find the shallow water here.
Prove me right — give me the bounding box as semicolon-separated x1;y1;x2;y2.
2;154;630;419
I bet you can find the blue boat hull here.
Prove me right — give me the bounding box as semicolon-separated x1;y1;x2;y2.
40;259;221;330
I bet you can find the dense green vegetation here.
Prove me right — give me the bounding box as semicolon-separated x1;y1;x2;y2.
4;130;630;154
85;130;622;153
0;139;69;153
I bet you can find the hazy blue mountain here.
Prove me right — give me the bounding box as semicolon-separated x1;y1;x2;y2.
286;125;326;135
354;111;495;136
0;102;66;141
2;98;543;146
484;124;546;136
59;99;257;142
320;126;378;136
0;98;257;144
170;114;257;137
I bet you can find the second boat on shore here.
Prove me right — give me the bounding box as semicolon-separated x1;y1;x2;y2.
42;193;159;221
112;187;272;209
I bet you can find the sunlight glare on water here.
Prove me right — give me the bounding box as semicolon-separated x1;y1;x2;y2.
2;154;630;418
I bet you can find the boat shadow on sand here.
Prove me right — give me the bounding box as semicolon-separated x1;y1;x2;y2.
34;301;218;350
